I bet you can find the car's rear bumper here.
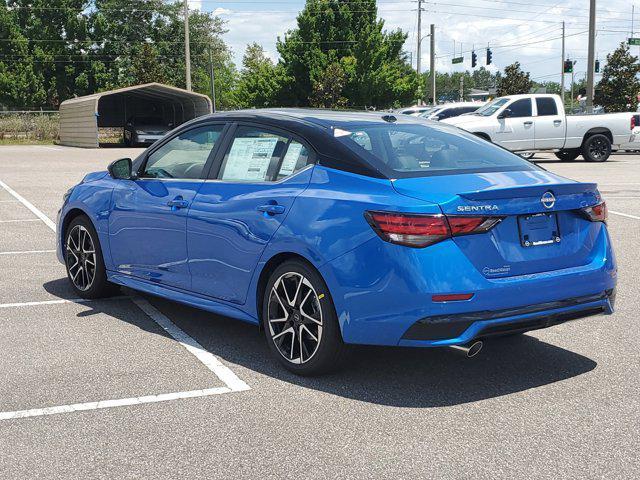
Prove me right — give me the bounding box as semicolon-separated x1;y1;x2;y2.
320;224;617;347
399;290;615;347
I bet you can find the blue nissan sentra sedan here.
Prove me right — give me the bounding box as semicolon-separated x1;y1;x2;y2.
57;109;617;375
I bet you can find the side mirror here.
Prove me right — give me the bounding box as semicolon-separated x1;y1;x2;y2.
108;158;134;180
498;108;512;119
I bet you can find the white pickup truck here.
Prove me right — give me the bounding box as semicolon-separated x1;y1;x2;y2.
442;93;633;162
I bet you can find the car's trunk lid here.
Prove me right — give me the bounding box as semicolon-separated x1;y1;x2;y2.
392;170;603;278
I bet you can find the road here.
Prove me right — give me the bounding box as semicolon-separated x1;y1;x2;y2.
0;146;638;479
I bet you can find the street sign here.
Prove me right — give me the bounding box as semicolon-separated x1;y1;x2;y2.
452;57;463;64
629;37;640;45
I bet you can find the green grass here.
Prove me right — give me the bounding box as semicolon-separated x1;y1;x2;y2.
0;138;56;145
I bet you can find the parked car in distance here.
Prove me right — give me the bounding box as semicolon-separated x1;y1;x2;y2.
124;116;172;146
419;102;484;121
442;94;633;162
58;109;617;375
395;106;434;116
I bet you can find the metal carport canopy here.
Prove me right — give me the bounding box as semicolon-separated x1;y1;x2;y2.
58;83;212;148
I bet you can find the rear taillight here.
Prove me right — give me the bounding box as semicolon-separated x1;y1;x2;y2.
365;211;502;248
581;201;607;222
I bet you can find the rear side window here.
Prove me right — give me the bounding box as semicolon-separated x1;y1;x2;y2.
218;126;312;182
276;141;311;180
536;97;558;116
334;123;539;178
142;125;222;179
508;99;532;118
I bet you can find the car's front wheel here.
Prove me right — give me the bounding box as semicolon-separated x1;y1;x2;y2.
262;260;348;375
65;215;118;299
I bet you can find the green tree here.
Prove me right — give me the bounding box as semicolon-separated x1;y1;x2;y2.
234;43;287;108
496;62;533;96
276;0;418;108
0;4;46;108
595;42;640;112
471;66;500;90
309;62;348;108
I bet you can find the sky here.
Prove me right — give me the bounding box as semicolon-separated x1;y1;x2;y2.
188;0;639;84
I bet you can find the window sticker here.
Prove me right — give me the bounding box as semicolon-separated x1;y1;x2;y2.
222;137;278;181
279;142;304;177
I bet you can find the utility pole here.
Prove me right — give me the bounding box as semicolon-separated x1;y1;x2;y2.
561;21;565;107
571;65;575;110
208;48;216;112
586;0;596;113
416;0;423;105
430;24;436;106
416;0;422;76
183;0;191;91
459;76;464;102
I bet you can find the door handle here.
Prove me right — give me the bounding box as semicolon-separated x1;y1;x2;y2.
553;120;562;125
523;121;533;126
167;198;189;209
257;204;285;215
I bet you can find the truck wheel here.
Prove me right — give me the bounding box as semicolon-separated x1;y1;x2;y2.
518;152;535;160
555;149;581;161
582;134;611;162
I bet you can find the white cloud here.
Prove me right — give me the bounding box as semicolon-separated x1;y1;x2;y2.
211;0;637;82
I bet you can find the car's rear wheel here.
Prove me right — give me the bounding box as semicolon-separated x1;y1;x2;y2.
518;151;535;160
262;260;348;375
582;134;611;162
555;149;581;161
65;215;118;299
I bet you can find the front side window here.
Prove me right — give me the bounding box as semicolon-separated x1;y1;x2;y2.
536;97;558;116
142;125;223;179
507;99;532;118
334;122;540;178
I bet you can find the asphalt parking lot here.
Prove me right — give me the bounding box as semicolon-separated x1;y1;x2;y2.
0;145;638;479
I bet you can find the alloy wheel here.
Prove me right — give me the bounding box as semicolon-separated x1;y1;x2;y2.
66;225;97;291
588;138;608;160
267;272;323;364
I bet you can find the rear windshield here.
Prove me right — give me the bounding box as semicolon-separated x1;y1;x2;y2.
334;122;539;178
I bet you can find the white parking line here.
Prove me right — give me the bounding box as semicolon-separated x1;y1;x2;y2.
0;297;128;309
610;210;640;220
0;180;250;420
0;219;43;223
0;179;56;230
132;297;250;393
0;387;233;421
0;249;56;256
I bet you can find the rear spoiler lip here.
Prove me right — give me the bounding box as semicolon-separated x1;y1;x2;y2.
458;182;599;201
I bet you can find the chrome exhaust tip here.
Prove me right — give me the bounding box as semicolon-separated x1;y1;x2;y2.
448;340;483;358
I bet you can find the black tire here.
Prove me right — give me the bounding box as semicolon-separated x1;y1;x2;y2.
518;152;535;160
555;149;581;161
64;215;119;299
262;260;348;376
581;134;611;162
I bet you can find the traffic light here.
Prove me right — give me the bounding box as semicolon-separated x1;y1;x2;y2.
595;60;600;73
472;51;477;68
486;48;492;65
564;59;573;73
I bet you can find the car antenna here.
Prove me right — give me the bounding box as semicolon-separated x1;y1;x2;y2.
382;114;397;123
